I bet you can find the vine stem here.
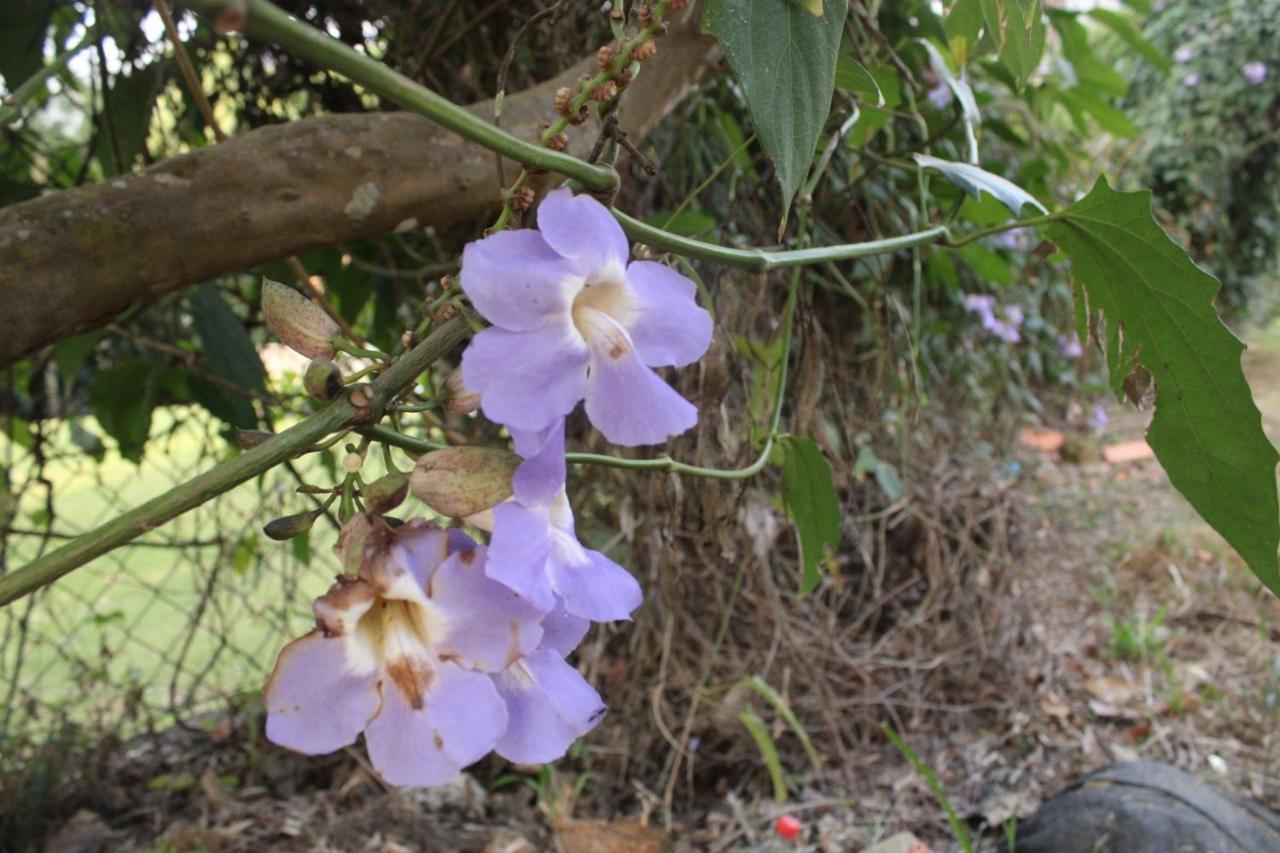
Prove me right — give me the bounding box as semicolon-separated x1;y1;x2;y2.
0;317;470;608
178;0;619;192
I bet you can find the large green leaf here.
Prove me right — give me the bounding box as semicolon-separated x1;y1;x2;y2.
981;0;1046;89
0;0;53;91
779;436;842;594
1045;179;1280;593
96;62;168;176
702;0;847;221
189;283;266;430
90;359;164;463
1087;8;1169;75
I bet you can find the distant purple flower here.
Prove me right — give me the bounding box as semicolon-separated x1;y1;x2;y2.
1243;61;1267;86
1182;72;1201;88
997;227;1029;252
1174;44;1195;64
1086;403;1109;432
485;418;643;622
264;521;546;786
927;83;952;110
963;294;1022;344
460;189;713;446
1058;331;1083;360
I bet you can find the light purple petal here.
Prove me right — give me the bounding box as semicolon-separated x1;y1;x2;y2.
584;343;697;446
461;321;589;432
493;650;607;765
540;598;590;656
364;665;506;787
550;545;643;623
431;546;545;671
373;520;451;595
485;501;556;613
624;261;713;368
264;632;380;755
460;229;582;332
536;188;630;275
511;419;566;506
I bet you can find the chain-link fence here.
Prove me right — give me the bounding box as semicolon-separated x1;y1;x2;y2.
0;407;339;775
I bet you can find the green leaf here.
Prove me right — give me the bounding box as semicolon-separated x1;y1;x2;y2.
914;154;1045;216
1049;10;1127;97
780;436;842;594
744;675;822;774
982;0;1046;89
702;0;847;220
1058;87;1136;138
737;707;788;804
0;0;53;92
53;330;103;388
835;43;884;106
1045;179;1280;594
1087;8;1169;75
90;359;163;463
97;62;168;176
189;284;266;430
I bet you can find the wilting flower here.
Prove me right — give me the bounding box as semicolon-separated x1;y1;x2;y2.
264;520;607;786
1243;61;1267;86
460;188;713;446
484;418;643;622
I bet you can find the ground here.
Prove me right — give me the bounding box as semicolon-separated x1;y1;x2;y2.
15;326;1280;853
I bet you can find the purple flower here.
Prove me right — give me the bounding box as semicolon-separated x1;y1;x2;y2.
963;294;1022;344
1058;331;1083;360
1182;72;1201;88
1174;44;1195;64
1243;61;1267;86
485;418;643;621
926;83;952;110
1086;403;1108;432
460;189;713;446
265;520;556;786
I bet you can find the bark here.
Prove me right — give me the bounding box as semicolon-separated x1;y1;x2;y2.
0;18;716;367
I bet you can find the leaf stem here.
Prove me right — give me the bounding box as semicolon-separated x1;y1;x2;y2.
178;0;619;191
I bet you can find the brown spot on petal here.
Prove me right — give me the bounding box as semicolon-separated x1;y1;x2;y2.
503;620;524;669
433;731;444;750
608;344;626;360
386;654;435;710
313;575;376;636
459;548;477;566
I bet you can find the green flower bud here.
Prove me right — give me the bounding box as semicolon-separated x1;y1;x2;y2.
409;447;520;518
304;358;343;401
263;510;318;541
363;473;409;516
261;278;341;359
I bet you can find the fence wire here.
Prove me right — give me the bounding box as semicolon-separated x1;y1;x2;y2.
0;406;338;777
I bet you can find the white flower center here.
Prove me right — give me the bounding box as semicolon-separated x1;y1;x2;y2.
570;278;637;360
358;597;440;708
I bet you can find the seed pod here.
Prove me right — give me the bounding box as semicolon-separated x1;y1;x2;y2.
363;473;409;517
264;510;317;541
410;447;520;518
261;279;341;359
235;428;276;449
304;358;343;402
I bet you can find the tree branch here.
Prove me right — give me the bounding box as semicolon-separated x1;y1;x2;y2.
0;8;716;367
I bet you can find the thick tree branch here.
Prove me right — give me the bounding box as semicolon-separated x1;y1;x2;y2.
0;13;716;367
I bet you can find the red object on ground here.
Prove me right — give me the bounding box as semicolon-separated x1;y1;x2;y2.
775;814;802;841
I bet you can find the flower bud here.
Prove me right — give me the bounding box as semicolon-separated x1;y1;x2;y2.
304;358;343;401
342;452;364;473
553;86;573;115
363;473;409;516
235;428;275;449
263;510;317;541
261;279;341;359
546;132;569;151
596;45;613;71
590;80;619;102
409;447;520;518
633;40;657;62
443;368;482;416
